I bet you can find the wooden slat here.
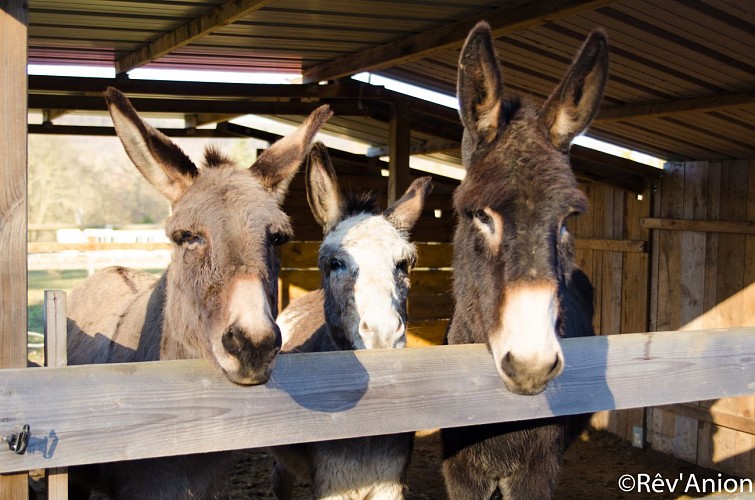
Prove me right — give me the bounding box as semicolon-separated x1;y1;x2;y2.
0;328;753;473
406;319;448;346
574;238;647;253
28;242;172;253
655;162;685;332
596;90;755;122
0;0;29;495
43;291;68;500
641;217;755;234
408;293;453;321
302;0;614;82
116;0;276;73
659;403;755;436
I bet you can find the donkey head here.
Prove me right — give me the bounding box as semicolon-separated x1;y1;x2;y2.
105;88;331;384
306;143;433;350
453;23;607;395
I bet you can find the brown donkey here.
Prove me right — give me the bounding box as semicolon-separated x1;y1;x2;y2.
66;87;331;499
441;23;605;499
269;143;432;499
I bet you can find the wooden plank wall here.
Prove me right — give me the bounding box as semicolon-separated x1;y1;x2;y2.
647;158;755;478
569;180;651;443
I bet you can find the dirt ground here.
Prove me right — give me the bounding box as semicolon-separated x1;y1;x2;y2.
218;429;748;499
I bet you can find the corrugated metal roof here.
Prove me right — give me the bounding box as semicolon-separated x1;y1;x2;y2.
26;0;755;161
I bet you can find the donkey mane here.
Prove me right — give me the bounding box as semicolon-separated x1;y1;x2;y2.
202;145;234;169
500;95;522;127
343;190;380;217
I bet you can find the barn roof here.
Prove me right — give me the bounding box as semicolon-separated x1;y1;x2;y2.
26;0;755;167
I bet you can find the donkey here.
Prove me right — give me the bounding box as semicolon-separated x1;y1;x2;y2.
440;22;606;499
268;143;433;499
65;87;331;499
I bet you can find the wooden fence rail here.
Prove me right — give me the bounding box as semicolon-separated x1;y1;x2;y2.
1;327;753;474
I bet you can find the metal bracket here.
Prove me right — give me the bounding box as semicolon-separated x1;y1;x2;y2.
2;424;31;455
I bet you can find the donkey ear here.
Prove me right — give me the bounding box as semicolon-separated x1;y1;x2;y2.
306;142;344;233
539;30;609;151
251;105;333;203
384;177;434;233
458;22;504;145
105;87;198;203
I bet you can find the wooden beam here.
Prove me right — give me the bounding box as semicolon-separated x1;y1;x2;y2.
388;103;411;204
367;138;460;158
0;328;752;473
641;218;755;235
28;124;223;137
657;403;755;436
302;0;614;83
596;91;755;122
41;109;70;123
0;1;30;371
0;0;29;496
115;0;276;74
574;238;647;253
43;291;68;499
29;75;382;100
29;94;371;116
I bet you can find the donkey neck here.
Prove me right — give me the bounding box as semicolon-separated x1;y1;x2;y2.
157;268;211;361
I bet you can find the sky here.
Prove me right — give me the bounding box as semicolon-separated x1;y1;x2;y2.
28;64;665;178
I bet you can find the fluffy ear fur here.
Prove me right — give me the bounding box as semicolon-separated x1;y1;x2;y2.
251;105;333;203
384;176;434;233
105;87;198;203
305;142;344;233
457;22;504;145
538;29;609;151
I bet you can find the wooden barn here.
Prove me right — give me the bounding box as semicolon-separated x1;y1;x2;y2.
1;0;753;497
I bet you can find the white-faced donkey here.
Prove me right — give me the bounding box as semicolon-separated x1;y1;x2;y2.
268;143;433;499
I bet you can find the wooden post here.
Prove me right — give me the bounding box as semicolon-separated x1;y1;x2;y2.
44;291;68;499
0;0;29;497
388;102;411;204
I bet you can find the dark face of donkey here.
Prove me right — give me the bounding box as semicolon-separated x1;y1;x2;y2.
453;23;607;395
306;143;433;350
105;88;331;384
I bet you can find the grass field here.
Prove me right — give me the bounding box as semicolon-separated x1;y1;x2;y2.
27;268;163;363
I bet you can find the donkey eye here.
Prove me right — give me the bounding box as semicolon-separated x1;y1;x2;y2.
396;259;410;273
269;231;289;246
329;258;344;271
474;210;491;225
174;230;205;249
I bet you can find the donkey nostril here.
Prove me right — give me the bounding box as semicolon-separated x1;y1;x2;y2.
500;351;516;377
222;326;243;355
548;355;562;376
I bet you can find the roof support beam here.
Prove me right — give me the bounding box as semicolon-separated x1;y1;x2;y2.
596;90;755;122
388;103;412;204
302;0;614;83
116;0;275;74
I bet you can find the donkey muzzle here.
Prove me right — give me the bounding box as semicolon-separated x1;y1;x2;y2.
499;351;563;395
220;322;282;385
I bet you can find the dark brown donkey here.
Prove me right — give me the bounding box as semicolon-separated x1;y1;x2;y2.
269;143;432;499
441;22;605;499
66;87;331;499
